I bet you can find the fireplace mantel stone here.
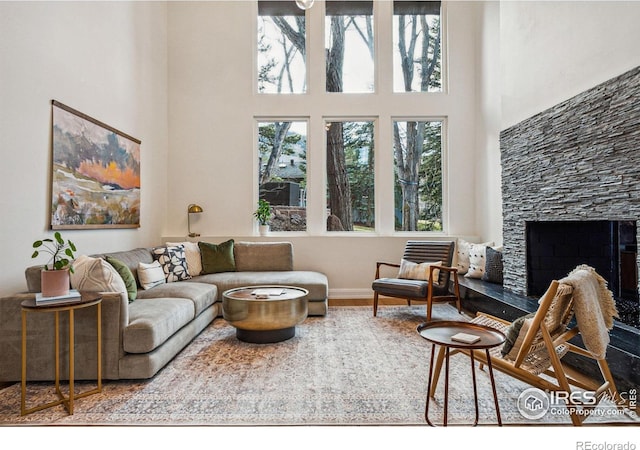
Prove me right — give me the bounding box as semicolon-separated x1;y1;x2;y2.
500;65;640;297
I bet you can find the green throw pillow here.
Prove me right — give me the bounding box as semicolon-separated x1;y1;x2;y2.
105;256;137;303
501;312;535;356
198;239;236;274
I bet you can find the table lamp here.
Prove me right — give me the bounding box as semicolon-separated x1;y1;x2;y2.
187;204;203;237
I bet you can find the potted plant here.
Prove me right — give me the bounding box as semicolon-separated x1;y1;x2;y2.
32;231;77;297
253;199;272;236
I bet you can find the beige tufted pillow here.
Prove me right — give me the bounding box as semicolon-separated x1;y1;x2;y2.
71;254;127;293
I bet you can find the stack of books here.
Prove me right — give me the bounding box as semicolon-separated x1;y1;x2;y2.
35;289;82;306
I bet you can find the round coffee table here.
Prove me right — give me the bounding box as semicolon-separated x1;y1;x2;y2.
222;285;309;343
417;320;506;426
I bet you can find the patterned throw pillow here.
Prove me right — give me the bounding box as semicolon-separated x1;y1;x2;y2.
464;243;489;279
398;259;442;282
456;239;494;275
482;246;504;284
138;261;166;290
71;255;127;294
152;245;191;282
167;241;202;276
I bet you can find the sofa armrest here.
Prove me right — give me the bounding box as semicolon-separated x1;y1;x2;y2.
0;291;129;382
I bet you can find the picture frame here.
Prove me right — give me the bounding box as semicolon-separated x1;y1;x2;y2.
50;100;141;229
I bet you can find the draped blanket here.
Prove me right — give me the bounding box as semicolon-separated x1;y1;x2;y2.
559;265;619;359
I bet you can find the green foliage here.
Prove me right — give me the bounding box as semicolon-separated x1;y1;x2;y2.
253;199;272;225
31;231;77;272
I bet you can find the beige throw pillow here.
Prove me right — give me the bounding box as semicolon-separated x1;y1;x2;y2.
398;259;442;282
70;254;127;293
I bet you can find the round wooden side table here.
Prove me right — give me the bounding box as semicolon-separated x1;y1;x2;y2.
21;292;102;416
417;320;506;426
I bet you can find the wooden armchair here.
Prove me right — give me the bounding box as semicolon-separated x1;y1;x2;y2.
428;273;621;426
372;240;461;321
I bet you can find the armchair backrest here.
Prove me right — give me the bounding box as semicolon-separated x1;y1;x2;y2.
402;240;455;286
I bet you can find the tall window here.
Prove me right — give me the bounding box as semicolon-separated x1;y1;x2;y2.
393;120;443;231
255;1;450;235
258;121;307;231
393;1;442;92
258;1;307;93
325;1;374;93
326;120;375;232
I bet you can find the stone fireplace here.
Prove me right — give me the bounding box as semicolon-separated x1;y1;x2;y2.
500;65;640;329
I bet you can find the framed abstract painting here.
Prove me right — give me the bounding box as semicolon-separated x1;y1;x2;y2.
50;100;141;229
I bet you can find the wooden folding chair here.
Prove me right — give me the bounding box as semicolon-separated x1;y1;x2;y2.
428;280;621;426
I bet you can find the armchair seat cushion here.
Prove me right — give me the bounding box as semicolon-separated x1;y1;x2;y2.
372;278;448;299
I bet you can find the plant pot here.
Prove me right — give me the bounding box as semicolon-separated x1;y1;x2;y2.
259;224;270;236
41;268;70;297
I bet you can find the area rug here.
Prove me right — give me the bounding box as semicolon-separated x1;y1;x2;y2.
0;305;637;426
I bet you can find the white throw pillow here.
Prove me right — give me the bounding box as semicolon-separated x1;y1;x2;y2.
456;239;494;275
398;259;442;282
70;254;127;293
167;241;202;276
465;243;491;279
138;261;166;290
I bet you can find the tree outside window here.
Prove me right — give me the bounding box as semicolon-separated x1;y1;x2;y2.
393;0;442;92
393;120;442;231
326;121;375;232
258;1;306;94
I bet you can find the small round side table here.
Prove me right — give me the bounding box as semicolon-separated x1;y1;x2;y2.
417;320;505;426
21;292;102;416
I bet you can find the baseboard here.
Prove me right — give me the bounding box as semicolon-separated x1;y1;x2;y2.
328;288;372;299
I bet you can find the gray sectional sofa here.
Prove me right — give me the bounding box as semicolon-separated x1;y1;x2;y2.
0;241;328;382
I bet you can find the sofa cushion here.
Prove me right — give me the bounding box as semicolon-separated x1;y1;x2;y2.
233;241;293;271
199;239;236;274
192;270;328;302
124;298;195;354
152;245;192;282
136;281;217;316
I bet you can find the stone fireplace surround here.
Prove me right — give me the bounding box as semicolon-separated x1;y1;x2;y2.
500;65;640;391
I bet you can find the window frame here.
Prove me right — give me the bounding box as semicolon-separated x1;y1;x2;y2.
253;1;451;237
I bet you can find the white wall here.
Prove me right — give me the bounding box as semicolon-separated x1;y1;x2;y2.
475;1;502;246
166;1;489;297
501;1;640;129
0;1;169;296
